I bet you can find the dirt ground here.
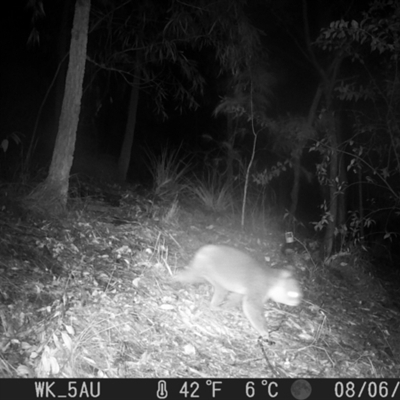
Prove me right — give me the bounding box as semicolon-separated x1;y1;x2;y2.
0;181;399;378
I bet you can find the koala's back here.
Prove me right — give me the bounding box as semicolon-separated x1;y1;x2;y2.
174;245;302;336
176;245;302;306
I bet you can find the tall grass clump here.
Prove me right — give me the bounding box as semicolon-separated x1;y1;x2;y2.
188;171;234;213
144;146;191;199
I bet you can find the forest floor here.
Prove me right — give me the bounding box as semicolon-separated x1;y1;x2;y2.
0;177;400;379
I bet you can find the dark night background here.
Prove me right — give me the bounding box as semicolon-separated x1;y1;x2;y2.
1;1;320;192
0;0;399;259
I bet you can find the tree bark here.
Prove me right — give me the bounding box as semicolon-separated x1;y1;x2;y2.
31;0;91;213
53;0;74;134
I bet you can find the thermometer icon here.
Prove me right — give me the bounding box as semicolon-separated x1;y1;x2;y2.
157;380;168;399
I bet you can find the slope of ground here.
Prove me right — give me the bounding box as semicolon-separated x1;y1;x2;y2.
0;181;399;378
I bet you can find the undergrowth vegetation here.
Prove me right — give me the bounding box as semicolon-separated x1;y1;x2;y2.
144;146;191;200
187;173;234;213
146;146;237;214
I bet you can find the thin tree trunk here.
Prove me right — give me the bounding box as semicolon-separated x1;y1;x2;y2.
226;113;234;187
324;114;338;257
118;51;142;181
289;85;322;220
358;165;364;240
337;124;347;229
289;148;301;220
31;0;91;213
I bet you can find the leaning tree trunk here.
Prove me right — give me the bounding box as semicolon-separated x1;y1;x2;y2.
30;0;91;214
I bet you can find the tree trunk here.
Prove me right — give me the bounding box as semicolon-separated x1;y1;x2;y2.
323;113;338;257
321;108;348;259
53;0;74;134
289;147;301;222
358;165;364;240
289;84;322;222
336;124;347;229
30;0;91;213
118;51;142;181
225;113;234;187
